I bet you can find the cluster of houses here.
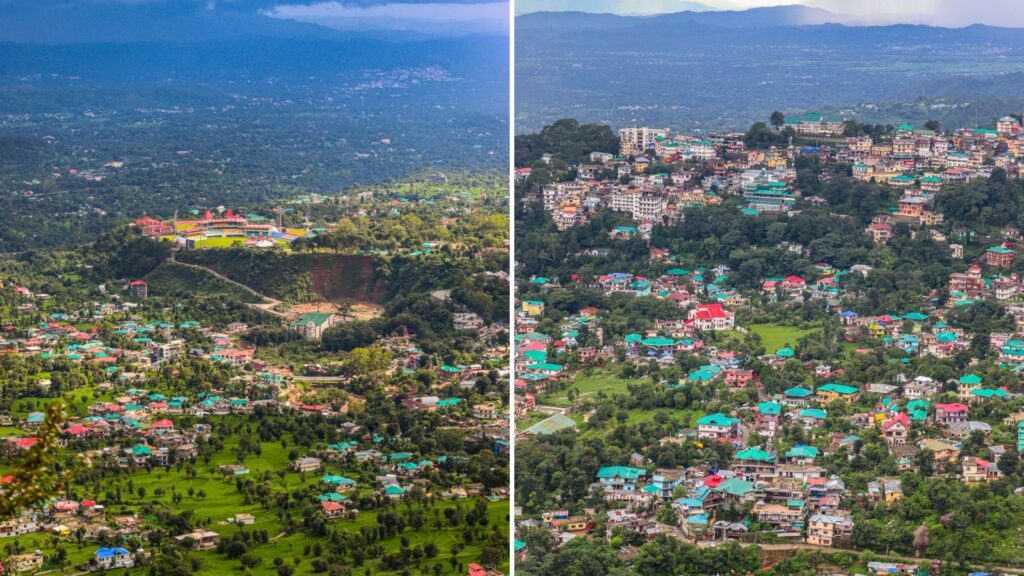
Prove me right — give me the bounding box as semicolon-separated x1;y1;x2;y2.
515;228;1024;410
3;283;511;405
0;500;147;572
514;262;862;406
516;360;1024;555
0;545;140;573
0;293;270;373
514;199;1024;564
524;115;1023;234
846;118;1023;185
308;437;508;519
0;292;510;573
1;379;508;570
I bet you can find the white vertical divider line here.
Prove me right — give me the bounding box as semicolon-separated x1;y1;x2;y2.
507;0;516;572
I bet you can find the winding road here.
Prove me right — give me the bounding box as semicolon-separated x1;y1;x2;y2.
167;252;288;318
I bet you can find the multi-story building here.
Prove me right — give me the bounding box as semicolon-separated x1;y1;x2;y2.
128;280;148;299
997;116;1021;135
732;448;777;482
743;181;796;213
688;303;735;331
542;182;588;212
949;265;984;298
867;222;893;245
986;245;1016;268
867;478;903;502
784;112;845;136
935;403;969;424
806;514;854;547
892;137;915;156
962;456;1000;483
753;500;805;529
610;189;667;222
290;312;336;339
619;127;669;155
596;466;647;499
649;469;686;500
7;551;44;573
453;312;484;331
881;413;910;445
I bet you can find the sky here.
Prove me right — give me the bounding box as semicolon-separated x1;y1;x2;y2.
265;0;509;34
750;0;1024;27
513;0;1024;27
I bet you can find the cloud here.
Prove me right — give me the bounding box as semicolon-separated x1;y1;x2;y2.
264;1;509;35
710;0;1024;26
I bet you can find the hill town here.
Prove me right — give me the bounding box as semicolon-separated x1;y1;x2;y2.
0;175;510;576
513;113;1024;575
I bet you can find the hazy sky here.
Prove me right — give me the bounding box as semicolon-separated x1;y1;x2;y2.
515;0;1024;27
266;0;509;34
731;0;1024;27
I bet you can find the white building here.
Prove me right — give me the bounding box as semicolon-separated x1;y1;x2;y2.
619;127;669;155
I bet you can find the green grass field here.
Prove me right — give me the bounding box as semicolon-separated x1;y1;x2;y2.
10;385;118;419
192;236;248;248
538;368;633;407
575;407;705;440
526;368;706;439
4;498;507;576
747;323;818;351
0;416;508;575
623;408;704;427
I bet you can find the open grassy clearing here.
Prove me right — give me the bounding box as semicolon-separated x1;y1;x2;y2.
747;322;819;351
538;368;635;407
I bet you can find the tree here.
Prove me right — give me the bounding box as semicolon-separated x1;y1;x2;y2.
338;300;355;322
0;402;78;518
999;448;1019;477
480;547;503;567
655;506;678;526
770;110;786;128
914;449;935;478
516;538;627;576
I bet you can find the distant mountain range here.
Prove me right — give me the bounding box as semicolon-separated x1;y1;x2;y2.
517;4;846;27
515;7;1024;132
515;4;985;29
0;0;508;109
515;1;1024;27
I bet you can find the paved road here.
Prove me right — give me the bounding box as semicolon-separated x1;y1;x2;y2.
692;539;1024;574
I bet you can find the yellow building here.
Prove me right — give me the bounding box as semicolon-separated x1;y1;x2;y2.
816;383;860;405
521;301;545;317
